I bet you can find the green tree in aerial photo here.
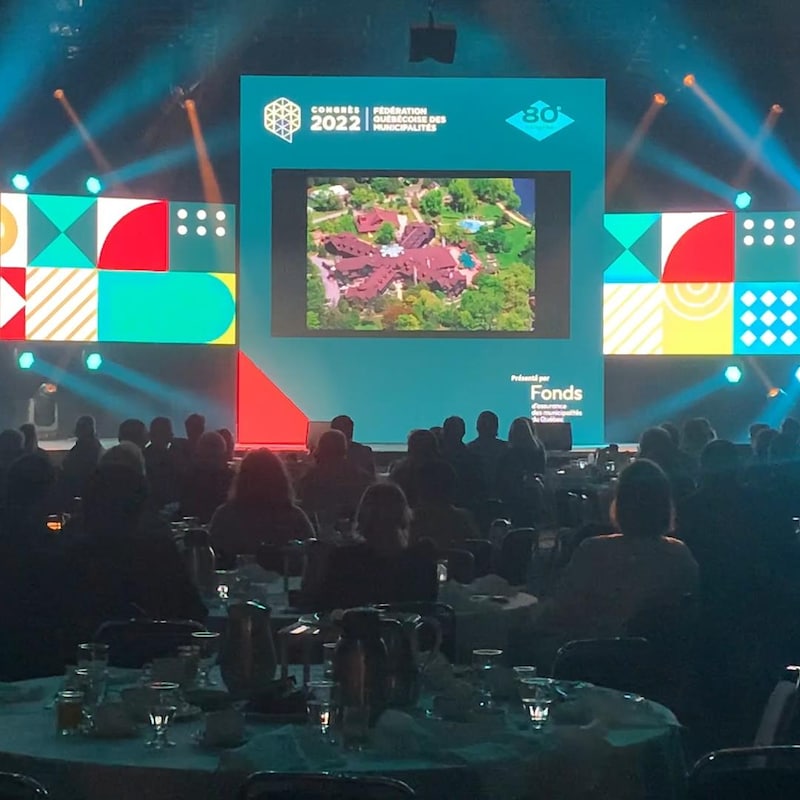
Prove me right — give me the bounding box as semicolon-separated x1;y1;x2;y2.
370;177;403;195
374;222;396;245
420;189;444;218
307;258;327;329
448;179;478;214
350;185;377;209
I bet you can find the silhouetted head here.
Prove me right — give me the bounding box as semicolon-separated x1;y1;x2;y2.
217;428;235;461
5;454;55;513
782;417;800;444
749;423;769;448
442;416;466;447
356;482;411;554
416;459;457;506
330;415;355;442
194;431;228;467
660;422;681;450
118;419;148;450
769;432;798;464
407;428;439;461
612;459;673;539
149;417;174;449
699;439;740;487
84;464;148;534
18;424;38;454
508;417;538;450
74;415;96;441
100;443;146;475
476;411;499;439
754;427;780;461
682;418;715;454
231;448;294;507
184;413;206;443
638;426;676;468
315;429;348;466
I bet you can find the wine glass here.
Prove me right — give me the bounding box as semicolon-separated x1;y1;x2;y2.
190;631;221;687
518;678;553;730
472;648;503;711
306;680;337;740
146;682;180;749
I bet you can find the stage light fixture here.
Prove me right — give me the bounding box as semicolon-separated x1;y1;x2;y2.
53;88;64;100
735;191;753;210
653;93;668;106
85;176;102;195
11;173;30;191
16;351;35;370
409;1;457;63
772;104;784;115
84;352;103;371
768;387;783;398
683;74;696;88
724;365;743;384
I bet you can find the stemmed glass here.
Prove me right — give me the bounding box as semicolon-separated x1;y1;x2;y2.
472;648;504;711
518;678;553;729
190;631;221;687
306;680;337;740
146;682;180;749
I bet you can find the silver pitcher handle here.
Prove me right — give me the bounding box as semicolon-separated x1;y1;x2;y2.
417;616;442;671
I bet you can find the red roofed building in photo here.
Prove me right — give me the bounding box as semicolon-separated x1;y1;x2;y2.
355;208;400;234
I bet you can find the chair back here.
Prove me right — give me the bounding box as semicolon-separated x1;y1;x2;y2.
238;772;416;800
754;671;800;747
0;773;48;800
375;602;456;663
462;539;492;577
689;746;800;800
552;637;658;696
497;527;538;585
256;542;304;576
439;548;475;584
93;618;206;668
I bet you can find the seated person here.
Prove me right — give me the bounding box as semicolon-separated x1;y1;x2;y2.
178;431;234;524
410;459;479;549
144;417;183;509
209;448;314;563
496;417;547;526
60;415;104;500
310;483;437;611
330;415;375;478
467;410;508;496
389;429;440;508
297;430;372;523
532;459;698;647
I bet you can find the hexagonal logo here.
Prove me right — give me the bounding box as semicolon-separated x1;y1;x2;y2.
263;97;301;143
506;101;574;142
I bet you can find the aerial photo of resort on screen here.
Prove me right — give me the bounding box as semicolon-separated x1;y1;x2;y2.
305;176;536;332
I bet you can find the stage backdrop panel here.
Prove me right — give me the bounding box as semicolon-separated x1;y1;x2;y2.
0;193;236;345
240;76;606;446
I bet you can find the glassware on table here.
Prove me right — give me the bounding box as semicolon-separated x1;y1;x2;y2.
55;690;84;736
46;514;64;532
518;677;553;730
322;642;337;679
341;704;370;751
306;680;337;739
176;645;201;688
72;667;107;728
146;682;180;749
77;642;110;676
472;648;504;711
436;559;449;584
190;630;221;687
512;665;538;691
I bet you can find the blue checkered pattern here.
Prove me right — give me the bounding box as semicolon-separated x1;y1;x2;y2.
734;282;800;354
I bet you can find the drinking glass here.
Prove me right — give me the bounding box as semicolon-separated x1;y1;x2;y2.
322;642;337;679
472;648;503;711
215;570;233;603
72;667;106;729
55;690;84;736
190;631;221;687
341;705;370;751
518;677;553;730
306;680;337;739
77;642;109;677
176;645;201;688
146;682;180;749
436;559;449;584
512;665;538;694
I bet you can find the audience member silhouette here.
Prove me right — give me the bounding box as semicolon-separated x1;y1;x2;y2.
217;428;235;461
297;430;371;525
410;459;479;548
330;415;375;478
1;454;57;548
19;424;48;460
749;422;770;453
467;411;508;495
173;413;206;461
118;418;148;451
781;416;800;446
638;426;695;501
389;428;441;507
0;429;24;502
681;417;716;471
310;482;436;611
179;431;233;523
496;417;547;526
440;416;485;510
144;417;182;508
100;442;146;475
60;416;103;501
209;448;314;563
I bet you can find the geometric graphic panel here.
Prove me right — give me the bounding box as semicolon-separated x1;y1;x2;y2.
603;213;661;283
663;282;733;355
0;268;26;339
661;212;735;283
168;202;235;273
26;267;98;341
28;195;96;268
97;198;168;271
0;193;28;268
734;213;800;283
97;271;236;344
603;283;663;354
734;283;800;354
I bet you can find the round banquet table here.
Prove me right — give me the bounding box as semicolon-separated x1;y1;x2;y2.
0;675;686;800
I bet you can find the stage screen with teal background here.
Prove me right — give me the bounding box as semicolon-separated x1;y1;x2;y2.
239;76;606;446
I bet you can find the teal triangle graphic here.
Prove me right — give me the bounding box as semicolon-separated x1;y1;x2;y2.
29;195;95;233
605;213;660;249
629;216;661;280
30;234;94;268
603;227;625;271
604;250;659;283
27;199;61;264
65;204;97;266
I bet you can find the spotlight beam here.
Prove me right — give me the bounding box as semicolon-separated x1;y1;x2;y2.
184;99;223;204
607;96;666;194
734;104;785;189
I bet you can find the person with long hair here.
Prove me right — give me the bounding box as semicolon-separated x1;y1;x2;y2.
496;417;546;525
178;431;234;524
209;448;314;562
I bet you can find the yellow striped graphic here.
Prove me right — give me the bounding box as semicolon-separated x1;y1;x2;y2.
604;284;664;354
26;268;98;342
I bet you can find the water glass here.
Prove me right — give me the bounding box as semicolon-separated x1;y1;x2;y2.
512;665;538;692
146;682;180;749
77;642;109;676
518;678;553;730
55;690;84;736
306;680;337;739
322;642;337;679
176;645;201;687
190;631;221;687
472;648;503;710
72;667;107;729
436;559;449;584
341;705;370;751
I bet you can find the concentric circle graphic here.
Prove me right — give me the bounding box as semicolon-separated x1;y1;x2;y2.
0;203;19;257
663;283;732;322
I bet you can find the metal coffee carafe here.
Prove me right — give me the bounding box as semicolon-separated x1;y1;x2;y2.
183;528;216;596
376;608;442;708
219;601;277;698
